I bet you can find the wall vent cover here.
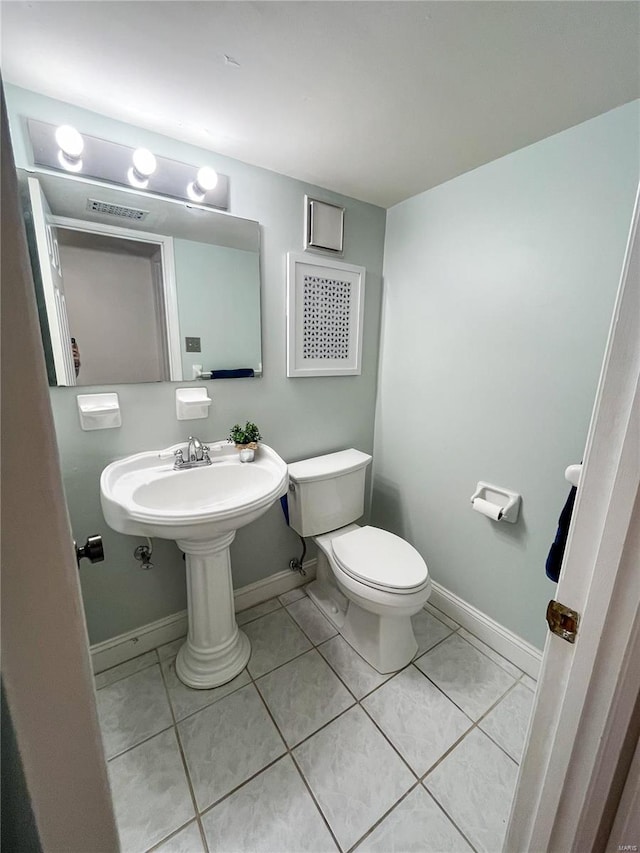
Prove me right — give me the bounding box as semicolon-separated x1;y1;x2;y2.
86;198;149;221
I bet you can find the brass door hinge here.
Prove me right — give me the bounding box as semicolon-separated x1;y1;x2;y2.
546;600;580;643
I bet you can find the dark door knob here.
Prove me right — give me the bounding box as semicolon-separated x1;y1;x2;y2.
75;535;104;566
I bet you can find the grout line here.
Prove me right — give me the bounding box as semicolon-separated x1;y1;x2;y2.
422;784;480;853
345;782;422;853
94;650;162;691
157;657;211;853
196;751;289;820
236;598;284;626
105;606;526;853
288;752;343;852
159;659;250;727
144;818;201;853
105;720;176;763
454;626;525;679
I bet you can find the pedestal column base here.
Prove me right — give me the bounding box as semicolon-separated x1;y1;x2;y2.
175;532;251;689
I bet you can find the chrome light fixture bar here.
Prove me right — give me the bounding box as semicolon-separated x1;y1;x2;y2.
27;118;229;211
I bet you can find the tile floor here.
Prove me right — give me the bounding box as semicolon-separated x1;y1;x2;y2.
95;586;535;853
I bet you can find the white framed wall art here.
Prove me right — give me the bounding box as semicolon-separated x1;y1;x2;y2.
286;252;366;377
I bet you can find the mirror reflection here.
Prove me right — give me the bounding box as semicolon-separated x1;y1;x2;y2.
19;169;262;386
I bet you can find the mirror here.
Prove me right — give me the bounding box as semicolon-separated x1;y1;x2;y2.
18;169;262;386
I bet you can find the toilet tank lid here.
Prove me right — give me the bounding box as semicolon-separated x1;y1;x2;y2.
288;449;372;483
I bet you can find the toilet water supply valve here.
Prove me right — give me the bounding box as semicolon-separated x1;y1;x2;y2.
289;534;307;576
134;538;154;570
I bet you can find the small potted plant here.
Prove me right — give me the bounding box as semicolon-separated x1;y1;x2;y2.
228;421;262;462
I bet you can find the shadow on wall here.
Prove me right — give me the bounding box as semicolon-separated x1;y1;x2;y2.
370;476;410;541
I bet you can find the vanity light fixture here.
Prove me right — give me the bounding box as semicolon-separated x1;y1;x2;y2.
187;166;218;202
127;147;157;189
28;118;230;210
55;124;84;172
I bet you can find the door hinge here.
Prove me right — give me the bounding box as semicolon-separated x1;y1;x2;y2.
546;600;580;643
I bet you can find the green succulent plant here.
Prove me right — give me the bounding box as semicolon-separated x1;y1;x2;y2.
228;421;262;445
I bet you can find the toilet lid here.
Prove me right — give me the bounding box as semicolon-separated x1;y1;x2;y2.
331;526;428;591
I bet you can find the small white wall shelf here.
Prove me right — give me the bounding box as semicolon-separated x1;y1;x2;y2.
176;387;212;420
77;393;121;431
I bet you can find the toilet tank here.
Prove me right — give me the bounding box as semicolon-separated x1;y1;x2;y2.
287;449;372;537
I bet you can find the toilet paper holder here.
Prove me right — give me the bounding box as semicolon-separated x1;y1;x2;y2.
470;482;521;523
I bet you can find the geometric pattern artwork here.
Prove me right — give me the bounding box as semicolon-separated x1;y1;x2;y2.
287;252;365;377
302;276;351;359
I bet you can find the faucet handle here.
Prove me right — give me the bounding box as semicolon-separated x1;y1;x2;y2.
174;449;184;468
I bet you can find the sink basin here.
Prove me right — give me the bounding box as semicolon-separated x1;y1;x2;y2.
101;440;288;540
100;440;289;690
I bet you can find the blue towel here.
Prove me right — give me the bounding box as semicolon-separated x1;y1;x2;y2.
209;368;254;379
545;487;577;583
280;495;290;526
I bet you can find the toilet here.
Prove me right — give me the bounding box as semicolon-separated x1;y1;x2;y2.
287;449;431;673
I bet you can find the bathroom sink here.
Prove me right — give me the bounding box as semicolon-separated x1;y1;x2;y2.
101;440;288;541
100;440;288;690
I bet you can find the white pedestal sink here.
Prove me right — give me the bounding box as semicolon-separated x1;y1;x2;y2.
100;441;288;689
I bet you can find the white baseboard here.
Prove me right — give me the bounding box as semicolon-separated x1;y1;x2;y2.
90;560;316;674
429;581;543;679
234;559;316;612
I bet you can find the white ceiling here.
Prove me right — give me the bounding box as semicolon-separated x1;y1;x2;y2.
2;1;639;208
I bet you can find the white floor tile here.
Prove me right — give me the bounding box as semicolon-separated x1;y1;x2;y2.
457;628;523;678
178;683;286;811
236;597;282;626
411;608;456;656
479;682;535;763
244;608;312;677
521;673;537;692
287;597;338;645
424;602;459;630
415;633;516;720
356;785;473;853
108;728;194;853
202;756;338;852
161;655;250;721
425;728;518;853
153;821;205;853
97;665;173;759
157;637;187;662
257;650;354;747
95;650;158;689
294;706;414;851
362;667;472;775
317;635;392;700
278;586;308;606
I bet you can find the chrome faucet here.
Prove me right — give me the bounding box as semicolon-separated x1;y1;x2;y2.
188;435;204;462
174;436;212;470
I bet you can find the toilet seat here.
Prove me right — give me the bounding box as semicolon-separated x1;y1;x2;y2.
331;526;428;594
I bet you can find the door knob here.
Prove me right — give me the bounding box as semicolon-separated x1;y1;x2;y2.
75;534;104;566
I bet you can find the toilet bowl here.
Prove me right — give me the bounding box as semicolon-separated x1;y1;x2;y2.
287;450;431;673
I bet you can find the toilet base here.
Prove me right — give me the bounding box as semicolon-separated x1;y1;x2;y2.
307;548;427;674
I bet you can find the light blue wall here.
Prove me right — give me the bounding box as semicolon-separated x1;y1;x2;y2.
5;84;386;645
373;101;640;649
173;240;261;376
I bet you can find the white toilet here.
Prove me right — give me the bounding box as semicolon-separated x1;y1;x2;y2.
287;449;431;673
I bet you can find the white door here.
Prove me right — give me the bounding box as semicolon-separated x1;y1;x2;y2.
27;176;77;385
505;186;640;851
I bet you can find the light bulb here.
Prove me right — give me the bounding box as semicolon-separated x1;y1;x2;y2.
196;166;218;191
55;124;84;158
127;167;149;189
186;165;218;202
128;148;157;188
132;148;156;177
